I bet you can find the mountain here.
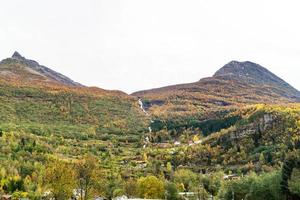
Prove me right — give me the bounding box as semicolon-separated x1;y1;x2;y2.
132;61;300;118
213;61;299;98
0;52;151;198
0;52;149;144
0;53;299;199
0;51;82;87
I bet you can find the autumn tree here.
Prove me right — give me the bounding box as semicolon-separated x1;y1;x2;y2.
75;155;100;200
137;175;165;199
45;159;75;200
124;179;138;198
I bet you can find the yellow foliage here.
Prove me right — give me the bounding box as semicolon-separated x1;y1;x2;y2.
137;176;165;199
193;135;200;142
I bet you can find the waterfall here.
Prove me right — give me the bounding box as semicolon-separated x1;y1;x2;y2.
138;99;152;132
138;98;148;115
138;98;153;148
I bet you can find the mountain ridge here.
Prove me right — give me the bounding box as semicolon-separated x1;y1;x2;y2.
214;61;298;90
132;61;300;118
0;51;83;87
133;60;300;99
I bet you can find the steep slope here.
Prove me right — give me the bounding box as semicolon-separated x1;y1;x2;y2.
142;104;300;172
0;53;299;198
0;52;149;144
213;61;300;99
133;61;300;119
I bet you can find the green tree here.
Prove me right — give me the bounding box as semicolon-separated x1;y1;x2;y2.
201;171;224;198
259;153;266;165
218;171;283;200
1;176;25;194
12;191;28;200
289;168;300;196
165;162;173;180
165;182;180;200
248;171;282;200
174;169;198;192
102;169;123;199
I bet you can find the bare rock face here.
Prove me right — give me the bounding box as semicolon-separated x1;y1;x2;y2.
262;114;273;130
226;114;275;142
12;51;25;60
5;51;83;87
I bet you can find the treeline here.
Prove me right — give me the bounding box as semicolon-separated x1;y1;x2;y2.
1;152;299;200
150;115;241;137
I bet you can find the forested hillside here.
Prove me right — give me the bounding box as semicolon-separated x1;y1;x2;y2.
0;53;299;200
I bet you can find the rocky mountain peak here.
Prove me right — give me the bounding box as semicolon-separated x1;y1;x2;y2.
134;60;300;103
213;61;287;85
0;52;83;87
12;51;25;60
212;60;300;100
213;61;270;79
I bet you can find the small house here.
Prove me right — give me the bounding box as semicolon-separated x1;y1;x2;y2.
1;195;12;200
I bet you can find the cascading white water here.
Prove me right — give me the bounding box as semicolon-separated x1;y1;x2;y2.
138;98;148;115
138;98;200;148
138;99;152;131
138;98;152;148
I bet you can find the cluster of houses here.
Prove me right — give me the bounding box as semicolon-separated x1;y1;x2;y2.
151;138;203;149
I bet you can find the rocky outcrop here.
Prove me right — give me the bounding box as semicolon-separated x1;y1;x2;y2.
204;113;277;149
230;114;274;140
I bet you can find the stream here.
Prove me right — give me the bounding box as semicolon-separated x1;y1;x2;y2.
138;98;153;148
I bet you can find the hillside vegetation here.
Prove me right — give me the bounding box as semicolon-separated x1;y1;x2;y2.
0;53;299;199
133;61;300;119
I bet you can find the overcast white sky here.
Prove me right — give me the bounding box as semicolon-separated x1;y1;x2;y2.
0;0;300;93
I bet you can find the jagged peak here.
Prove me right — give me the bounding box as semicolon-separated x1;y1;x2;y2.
12;51;25;60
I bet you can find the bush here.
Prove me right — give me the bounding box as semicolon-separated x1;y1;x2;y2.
165;182;181;200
